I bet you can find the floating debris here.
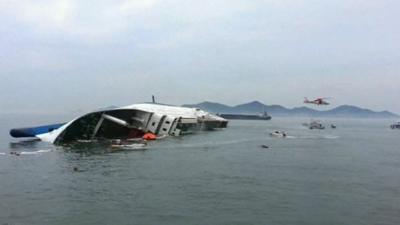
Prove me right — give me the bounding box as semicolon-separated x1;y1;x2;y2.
142;133;157;141
10;151;20;156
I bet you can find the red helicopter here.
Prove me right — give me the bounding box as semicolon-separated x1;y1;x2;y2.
304;97;330;105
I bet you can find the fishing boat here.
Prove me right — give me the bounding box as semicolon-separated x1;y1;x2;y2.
10;103;228;145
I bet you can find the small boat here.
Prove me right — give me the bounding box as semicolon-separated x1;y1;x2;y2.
390;122;400;129
269;131;287;138
310;121;324;129
330;124;336;129
303;120;325;129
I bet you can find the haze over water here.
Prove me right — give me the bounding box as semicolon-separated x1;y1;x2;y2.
1;114;399;225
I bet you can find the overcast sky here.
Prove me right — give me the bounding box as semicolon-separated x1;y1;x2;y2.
1;0;399;114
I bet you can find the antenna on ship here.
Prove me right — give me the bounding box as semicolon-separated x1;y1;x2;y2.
152;95;156;103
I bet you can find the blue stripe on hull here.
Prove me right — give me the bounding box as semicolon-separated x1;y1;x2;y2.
10;123;65;138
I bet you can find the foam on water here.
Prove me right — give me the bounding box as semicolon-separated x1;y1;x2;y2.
20;149;52;154
111;143;147;151
323;135;339;139
286;135;339;139
285;135;297;139
168;138;261;149
1;149;53;157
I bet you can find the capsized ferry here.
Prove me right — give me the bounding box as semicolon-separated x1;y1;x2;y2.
10;103;228;145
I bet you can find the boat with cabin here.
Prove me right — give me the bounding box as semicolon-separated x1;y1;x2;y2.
390;122;400;129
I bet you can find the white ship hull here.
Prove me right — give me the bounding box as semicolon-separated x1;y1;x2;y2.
11;103;228;144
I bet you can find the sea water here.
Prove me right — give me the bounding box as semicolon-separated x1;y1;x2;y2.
0;114;399;225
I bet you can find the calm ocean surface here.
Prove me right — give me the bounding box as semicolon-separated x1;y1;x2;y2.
0;114;399;225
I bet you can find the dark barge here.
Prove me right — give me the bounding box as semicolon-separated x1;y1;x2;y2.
218;112;271;120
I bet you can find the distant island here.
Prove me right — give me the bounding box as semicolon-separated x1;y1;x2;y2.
183;101;399;118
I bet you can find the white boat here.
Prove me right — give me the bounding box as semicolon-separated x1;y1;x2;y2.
10;103;228;145
269;131;287;138
390;122;400;129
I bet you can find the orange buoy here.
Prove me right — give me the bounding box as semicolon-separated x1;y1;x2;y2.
142;133;157;140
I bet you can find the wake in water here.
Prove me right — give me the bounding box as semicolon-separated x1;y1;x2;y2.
284;135;339;139
110;143;148;151
19;149;53;155
1;149;53;156
167;138;262;149
285;135;297;139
